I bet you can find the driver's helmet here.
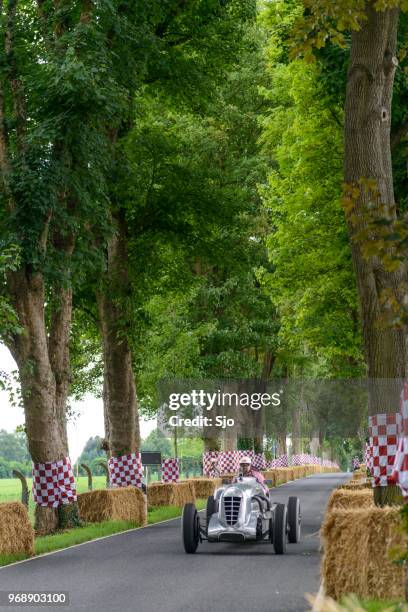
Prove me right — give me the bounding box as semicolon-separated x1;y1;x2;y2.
239;456;252;467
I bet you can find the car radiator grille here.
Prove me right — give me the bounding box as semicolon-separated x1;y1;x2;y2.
223;496;241;526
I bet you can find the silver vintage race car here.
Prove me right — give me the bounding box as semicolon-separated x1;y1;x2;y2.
181;476;301;555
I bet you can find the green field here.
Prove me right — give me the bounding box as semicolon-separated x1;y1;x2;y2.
0;476;108;523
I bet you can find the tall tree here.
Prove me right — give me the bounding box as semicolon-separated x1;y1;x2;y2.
0;0;169;531
290;0;408;503
96;1;258;462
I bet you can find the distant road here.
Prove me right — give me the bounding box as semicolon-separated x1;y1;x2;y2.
0;472;349;612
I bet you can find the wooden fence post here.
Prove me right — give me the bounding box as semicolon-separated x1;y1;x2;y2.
97;461;110;488
12;469;29;508
81;464;93;491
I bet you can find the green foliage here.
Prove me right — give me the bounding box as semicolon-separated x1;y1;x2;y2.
290;0;408;61
77;436;106;476
0;245;21;342
0;429;31;477
259;55;364;376
141;429;173;457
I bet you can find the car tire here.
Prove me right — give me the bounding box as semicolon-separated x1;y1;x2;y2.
273;503;287;555
182;503;200;554
287;496;301;543
206;495;217;530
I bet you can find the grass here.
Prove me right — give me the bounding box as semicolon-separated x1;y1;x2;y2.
0;476;108;524
0;498;207;568
337;596;408;611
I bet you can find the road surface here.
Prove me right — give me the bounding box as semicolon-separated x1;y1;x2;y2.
0;472;349;612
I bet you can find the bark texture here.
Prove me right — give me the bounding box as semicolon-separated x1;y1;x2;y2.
344;5;406;504
6;271;75;533
345;5;406;392
98;215;141;457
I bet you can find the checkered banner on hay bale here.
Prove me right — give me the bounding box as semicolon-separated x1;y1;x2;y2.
218;450;240;474
352;456;360;470
292;453;316;466
310;455;322;465
108;452;143;488
237;449;255;461
392;384;408;499
203;451;219;476
162;458;179;483
32;457;77;507
322;459;339;468
365;443;373;474
368;413;401;487
272;454;289;468
252;453;266;471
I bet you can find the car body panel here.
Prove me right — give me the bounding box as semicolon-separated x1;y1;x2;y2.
207;476;274;542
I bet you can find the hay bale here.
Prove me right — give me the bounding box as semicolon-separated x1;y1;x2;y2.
78;487;147;525
321;507;405;601
187;478;222;499
327;489;374;512
0;502;34;557
262;470;277;487
147;481;196;507
339;480;372;490
351;470;366;481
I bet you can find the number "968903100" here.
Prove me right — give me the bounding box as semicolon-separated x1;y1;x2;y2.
0;591;69;606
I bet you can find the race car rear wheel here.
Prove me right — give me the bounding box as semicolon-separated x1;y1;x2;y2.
273;503;287;555
182;503;200;554
287;496;301;543
206;495;217;531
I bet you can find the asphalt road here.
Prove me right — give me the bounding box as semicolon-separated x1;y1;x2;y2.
0;472;349;612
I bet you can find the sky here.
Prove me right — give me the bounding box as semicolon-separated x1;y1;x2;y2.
0;343;156;462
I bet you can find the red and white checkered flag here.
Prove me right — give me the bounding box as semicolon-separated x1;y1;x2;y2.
218;451;239;474
365;443;373;474
161;458;179;483
368;413;400;487
252;453;266;470
108;452;143;488
392;383;408;499
32;457;77;507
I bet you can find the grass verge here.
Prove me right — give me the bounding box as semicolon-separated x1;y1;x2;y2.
0;498;206;567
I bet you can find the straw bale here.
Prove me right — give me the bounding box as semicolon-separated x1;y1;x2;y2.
327;489;374;512
262;470;277;487
187;478;223;499
321;507;405;601
78;487;147;525
351;470;366;481
0;502;34;557
147;481;196;507
339;480;372;491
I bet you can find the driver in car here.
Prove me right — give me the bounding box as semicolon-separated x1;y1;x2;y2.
235;456;269;496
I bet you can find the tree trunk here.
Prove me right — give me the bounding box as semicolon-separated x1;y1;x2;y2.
291;407;301;455
6;271;75;533
309;434;320;457
204;437;221;452
344;4;405;504
98;214;140;457
277;433;287;457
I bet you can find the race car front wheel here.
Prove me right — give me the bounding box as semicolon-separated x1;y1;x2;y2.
182;503;200;554
273;503;287;555
206;495;217;531
287;496;301;543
